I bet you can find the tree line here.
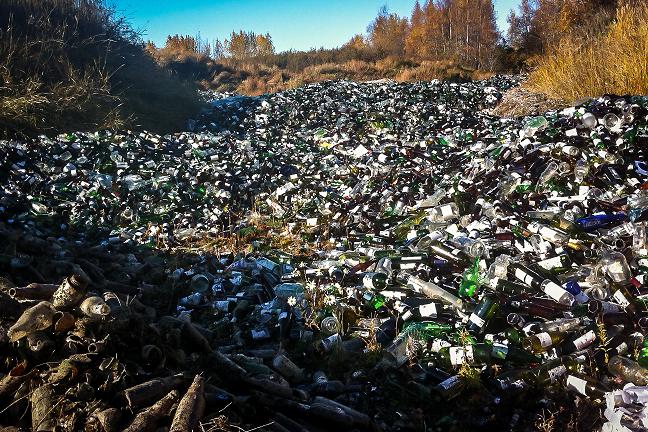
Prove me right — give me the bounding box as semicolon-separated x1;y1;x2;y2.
149;31;275;61
147;0;640;72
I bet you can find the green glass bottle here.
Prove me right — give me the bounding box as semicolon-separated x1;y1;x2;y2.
392;210;427;241
437;343;492;368
487;340;540;364
458;256;481;298
495;278;535;295
362;291;386;311
466;294;499;334
639;339;648;368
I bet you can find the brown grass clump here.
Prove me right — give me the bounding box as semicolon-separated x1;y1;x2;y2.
528;3;648;100
492;85;566;118
171;210;325;258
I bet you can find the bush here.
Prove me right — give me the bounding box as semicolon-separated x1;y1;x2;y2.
0;0;202;137
528;4;648;100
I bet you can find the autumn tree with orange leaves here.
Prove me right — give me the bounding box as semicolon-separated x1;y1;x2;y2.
401;0;499;69
506;0;637;55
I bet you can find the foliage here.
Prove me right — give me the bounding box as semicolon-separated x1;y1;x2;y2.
405;0;500;70
528;2;648;100
367;6;409;58
505;0;635;56
218;31;275;60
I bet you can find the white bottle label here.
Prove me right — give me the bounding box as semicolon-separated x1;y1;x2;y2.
539;226;561;242
536;332;553;348
469;313;486;328
449;346;474;366
572;330;596;350
440;204;455;217
566;375;588;396
514;268;535;286
543;281;572;304
612;290;631;308
537;256;563;270
419;303;438;318
431;339;451;352
363;274;377;289
547;365;567;382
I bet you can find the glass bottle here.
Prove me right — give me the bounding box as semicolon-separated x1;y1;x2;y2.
522;331;566;354
466;294;499;335
607;355;648;386
458;257;481;298
533;355;581;385
405;274;463;309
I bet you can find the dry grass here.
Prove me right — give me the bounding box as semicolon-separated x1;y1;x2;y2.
492;85;566;118
0;0;202;137
528;3;648;100
535;409;557;432
150;39;495;96
210;59;493;95
595;318;609;365
170;210;325;258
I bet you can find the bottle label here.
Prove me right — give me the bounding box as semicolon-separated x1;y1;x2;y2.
539;226;564;243
449;346;474;366
251;329;270;340
441;204;455;217
547;365;567;382
601;301;621;314
430;339;451;352
514;268;535;286
616;342;628;355
543;281;569;303
419;303;438;318
537;256;563;270
536;332;553;348
469;313;486;328
437;375;460;390
572;330;596;350
278;312;289;320
566;375;588;396
612;290;631;308
491;343;509;359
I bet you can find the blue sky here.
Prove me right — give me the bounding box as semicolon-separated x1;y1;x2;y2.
113;0;521;52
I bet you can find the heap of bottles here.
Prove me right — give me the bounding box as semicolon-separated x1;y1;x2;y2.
1;79;648;430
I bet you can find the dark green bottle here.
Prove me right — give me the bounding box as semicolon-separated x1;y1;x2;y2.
466;294;499;334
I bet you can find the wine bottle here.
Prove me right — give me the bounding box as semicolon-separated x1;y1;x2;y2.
522;331;567;354
466;294;499;335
